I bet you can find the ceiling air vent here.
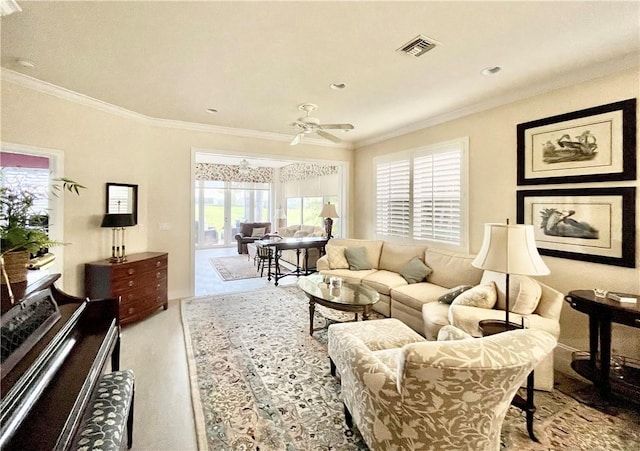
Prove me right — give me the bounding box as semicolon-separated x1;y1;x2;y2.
397;35;438;57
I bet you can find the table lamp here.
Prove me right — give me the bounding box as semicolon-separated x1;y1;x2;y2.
319;203;339;238
472;220;549;327
101;213;135;262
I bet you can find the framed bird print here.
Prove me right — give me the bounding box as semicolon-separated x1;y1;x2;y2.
517;98;636;185
516;187;636;267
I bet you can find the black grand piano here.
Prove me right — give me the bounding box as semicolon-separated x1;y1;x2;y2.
1;274;120;450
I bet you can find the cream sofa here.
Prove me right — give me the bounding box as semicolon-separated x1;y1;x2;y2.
277;224;326;270
316;238;563;390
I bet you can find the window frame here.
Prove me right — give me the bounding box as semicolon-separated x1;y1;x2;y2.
373;137;469;253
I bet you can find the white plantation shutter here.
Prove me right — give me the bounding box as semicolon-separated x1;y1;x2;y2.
376;159;410;237
375;139;467;249
414;150;461;243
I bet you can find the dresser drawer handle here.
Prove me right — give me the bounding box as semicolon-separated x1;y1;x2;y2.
128;307;134;314
128;280;134;287
156;261;161;267
128;268;135;275
156;272;162;279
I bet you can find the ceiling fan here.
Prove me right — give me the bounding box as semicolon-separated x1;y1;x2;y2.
290;103;354;145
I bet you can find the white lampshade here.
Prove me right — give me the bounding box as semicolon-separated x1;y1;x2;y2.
472;223;549;276
319;203;339;218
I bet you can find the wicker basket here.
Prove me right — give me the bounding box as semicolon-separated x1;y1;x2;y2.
0;250;30;284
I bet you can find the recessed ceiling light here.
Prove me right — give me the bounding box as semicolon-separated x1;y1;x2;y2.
206;108;218;113
15;58;36;69
330;82;346;90
481;66;502;76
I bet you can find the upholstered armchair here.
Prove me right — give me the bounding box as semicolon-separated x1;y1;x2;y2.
328;319;556;451
234;222;271;254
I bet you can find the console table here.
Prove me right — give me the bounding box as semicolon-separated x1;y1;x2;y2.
85;252;168;325
256;237;328;286
565;290;640;402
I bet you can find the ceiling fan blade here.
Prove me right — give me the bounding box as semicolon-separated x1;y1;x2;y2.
316;130;342;143
319;123;354;130
290;132;303;146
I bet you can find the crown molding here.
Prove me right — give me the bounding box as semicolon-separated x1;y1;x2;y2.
1;69;352;149
355;52;640;148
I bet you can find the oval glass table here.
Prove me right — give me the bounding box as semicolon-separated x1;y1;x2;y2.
297;274;380;336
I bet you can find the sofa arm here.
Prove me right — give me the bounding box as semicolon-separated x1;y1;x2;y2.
449;305;560;338
316;255;330;271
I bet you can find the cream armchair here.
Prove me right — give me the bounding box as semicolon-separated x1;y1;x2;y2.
328;319;556;451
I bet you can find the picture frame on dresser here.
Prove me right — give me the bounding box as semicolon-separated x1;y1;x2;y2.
517;98;636;185
516;187;636;268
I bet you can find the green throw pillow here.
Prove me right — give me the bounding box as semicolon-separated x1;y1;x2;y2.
344;247;372;270
400;257;432;284
438;285;474;304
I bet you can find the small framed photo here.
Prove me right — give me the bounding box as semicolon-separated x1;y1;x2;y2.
517;98;636;185
517;187;636;268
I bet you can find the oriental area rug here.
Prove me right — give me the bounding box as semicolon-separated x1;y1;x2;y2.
181;287;640;451
209;256;285;281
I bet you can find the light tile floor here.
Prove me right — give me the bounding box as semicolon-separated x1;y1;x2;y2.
121;246;296;450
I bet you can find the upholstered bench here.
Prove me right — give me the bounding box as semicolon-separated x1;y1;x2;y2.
327;318;424;379
73;370;135;451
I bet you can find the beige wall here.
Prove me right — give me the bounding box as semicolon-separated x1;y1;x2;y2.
1;81;353;300
354;68;640;357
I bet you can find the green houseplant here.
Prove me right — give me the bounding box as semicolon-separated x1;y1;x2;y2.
1;178;85;290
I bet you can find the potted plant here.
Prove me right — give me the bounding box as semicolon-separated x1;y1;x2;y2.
1;178;85;291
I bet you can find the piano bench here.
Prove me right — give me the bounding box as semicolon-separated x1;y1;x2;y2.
73;370;135;450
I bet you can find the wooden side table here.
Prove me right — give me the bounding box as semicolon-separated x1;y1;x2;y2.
565;290;640;402
479;319;538;442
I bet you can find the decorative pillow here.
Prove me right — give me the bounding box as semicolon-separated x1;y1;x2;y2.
293;230;309;238
450;281;497;309
326;245;349;269
251;227;266;237
438;285;474;304
400;257;432;284
344;247;372;270
480;271;542;315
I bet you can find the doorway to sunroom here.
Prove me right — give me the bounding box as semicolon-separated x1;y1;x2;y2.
192;151;348;296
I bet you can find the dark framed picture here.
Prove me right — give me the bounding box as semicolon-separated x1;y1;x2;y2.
517;98;636;185
517;187;636;268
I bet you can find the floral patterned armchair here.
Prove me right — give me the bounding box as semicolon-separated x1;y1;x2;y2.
327;319;556;451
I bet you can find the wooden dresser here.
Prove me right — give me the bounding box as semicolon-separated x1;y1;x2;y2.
85;252;168;324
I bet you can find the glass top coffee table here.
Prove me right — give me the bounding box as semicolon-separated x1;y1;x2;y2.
297;274;380;336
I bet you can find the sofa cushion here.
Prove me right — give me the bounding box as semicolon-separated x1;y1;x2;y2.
424;248;483;289
280;226;299;237
400;257;432;284
362;270;407;296
326;239;384;269
438;285;474;304
481;271;542;315
326;245;349;269
345;247;372;270
251;227;266;237
293;230;309;238
390;282;449;312
450;281;497;309
300;224;320;234
379;242;428;273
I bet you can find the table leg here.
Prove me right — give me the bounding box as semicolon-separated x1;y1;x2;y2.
274;250;281;286
309;298;316;336
525;370;537;442
362;305;371;321
266;249;272;282
599;317;612;399
589;314;599;368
